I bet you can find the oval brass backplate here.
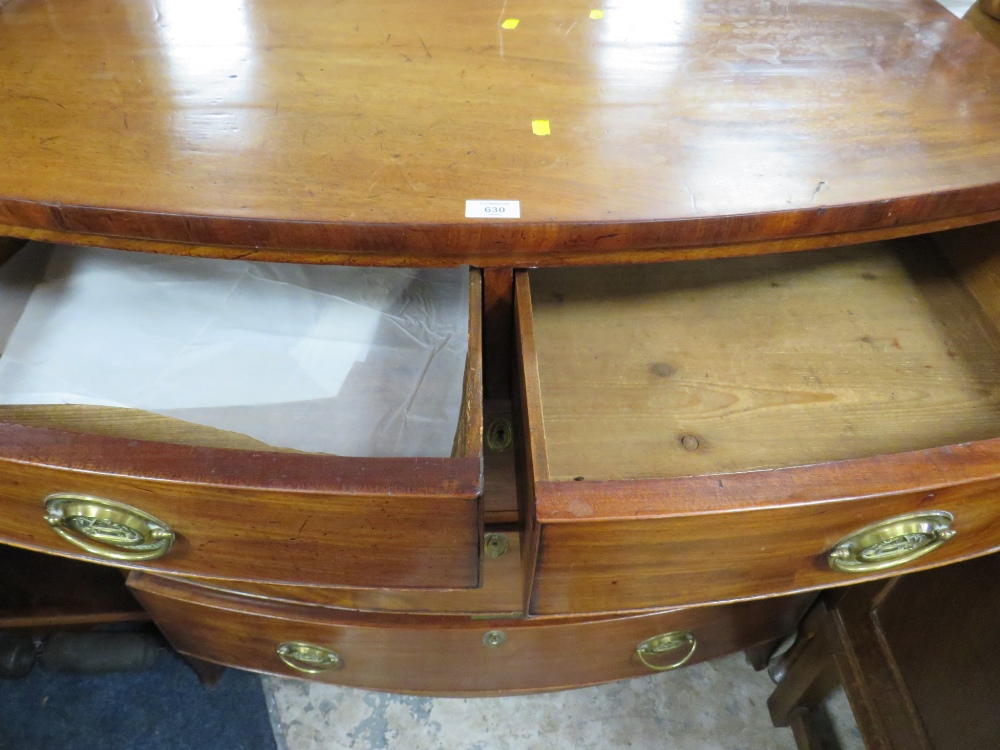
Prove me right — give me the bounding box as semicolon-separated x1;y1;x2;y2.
828;510;955;574
44;494;175;562
276;642;342;674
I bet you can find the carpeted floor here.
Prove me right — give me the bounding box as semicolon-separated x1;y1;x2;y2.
0;648;276;750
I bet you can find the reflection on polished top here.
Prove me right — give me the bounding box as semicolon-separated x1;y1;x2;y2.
0;0;999;263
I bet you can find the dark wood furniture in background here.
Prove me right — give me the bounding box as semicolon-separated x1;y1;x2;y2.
769;551;1000;750
1;0;1000;702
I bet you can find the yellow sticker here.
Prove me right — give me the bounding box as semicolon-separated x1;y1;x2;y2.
589;9;604;19
501;18;520;29
531;120;551;136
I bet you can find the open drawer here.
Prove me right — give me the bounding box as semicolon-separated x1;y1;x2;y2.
0;244;483;589
516;225;1000;615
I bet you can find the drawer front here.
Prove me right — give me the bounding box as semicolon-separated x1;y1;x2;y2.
0;436;482;588
129;573;810;695
527;453;1000;614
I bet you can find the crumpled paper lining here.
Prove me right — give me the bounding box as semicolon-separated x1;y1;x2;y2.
0;243;469;458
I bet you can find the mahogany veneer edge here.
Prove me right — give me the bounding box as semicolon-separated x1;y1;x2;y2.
6;208;1000;268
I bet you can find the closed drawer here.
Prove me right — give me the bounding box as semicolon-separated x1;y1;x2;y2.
0;253;483;589
517;228;1000;614
128;572;811;696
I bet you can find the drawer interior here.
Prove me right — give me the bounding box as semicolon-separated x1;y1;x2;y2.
524;232;1000;481
0;243;482;461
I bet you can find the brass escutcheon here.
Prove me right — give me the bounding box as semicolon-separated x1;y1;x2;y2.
483;630;507;648
828;511;955;574
636;631;697;672
44;494;175;562
486;417;514;452
276;642;342;674
484;532;509;559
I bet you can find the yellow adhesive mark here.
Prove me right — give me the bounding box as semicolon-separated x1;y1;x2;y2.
531;120;551;136
501;18;520;29
589;9;604;19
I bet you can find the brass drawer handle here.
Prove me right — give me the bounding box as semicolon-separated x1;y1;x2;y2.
828;511;955;574
44;494;175;562
636;631;697;672
276;642;342;674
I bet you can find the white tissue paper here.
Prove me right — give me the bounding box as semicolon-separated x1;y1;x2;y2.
0;243;470;457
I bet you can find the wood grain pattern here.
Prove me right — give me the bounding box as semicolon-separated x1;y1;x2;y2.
0;436;481;588
155;532;525;616
517;232;1000;614
452;269;484;460
1;0;1000;263
528;240;1000;481
513;273;545;614
932;221;1000;335
0;404;302;452
527;443;1000;613
482;399;519;524
129;572;812;696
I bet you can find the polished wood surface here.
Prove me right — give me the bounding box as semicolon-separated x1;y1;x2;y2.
0;437;481;587
165;531;524;616
129;572;811;695
1;0;1000;263
527;239;1000;481
528;461;1000;613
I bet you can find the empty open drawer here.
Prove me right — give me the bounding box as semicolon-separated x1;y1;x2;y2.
516;228;1000;614
0;244;483;589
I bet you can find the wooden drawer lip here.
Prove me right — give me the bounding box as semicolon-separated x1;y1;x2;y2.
0;423;482;496
533;438;1000;522
129;572;811;695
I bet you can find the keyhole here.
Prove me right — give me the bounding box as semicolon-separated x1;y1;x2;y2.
487;417;514;452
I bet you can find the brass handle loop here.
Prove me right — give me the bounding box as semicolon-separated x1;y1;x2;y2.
828;511;955;574
44;493;175;562
276;642;342;674
636;631;697;672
